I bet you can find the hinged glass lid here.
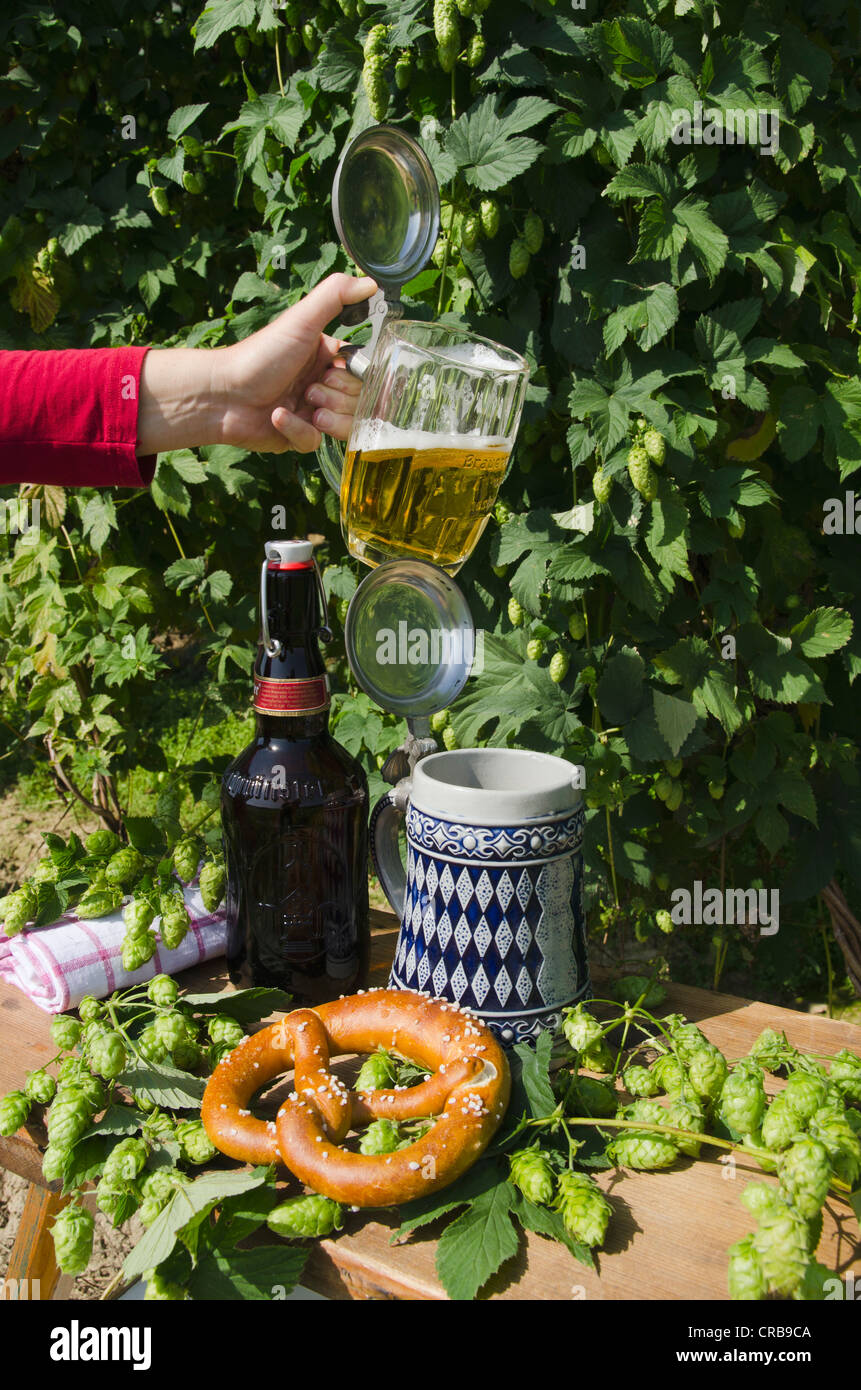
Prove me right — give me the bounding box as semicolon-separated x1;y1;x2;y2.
332;125;440;299
345;560;476;719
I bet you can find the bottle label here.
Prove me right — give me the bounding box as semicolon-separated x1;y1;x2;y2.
253;675;330;715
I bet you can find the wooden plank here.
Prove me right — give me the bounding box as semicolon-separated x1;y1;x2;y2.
2;1183;67;1300
0;908;858;1299
295;979;861;1302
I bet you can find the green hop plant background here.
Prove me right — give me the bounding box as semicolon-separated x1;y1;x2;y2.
0;0;859;1019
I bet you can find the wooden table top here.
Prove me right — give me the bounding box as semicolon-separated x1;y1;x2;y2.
2;909;860;1300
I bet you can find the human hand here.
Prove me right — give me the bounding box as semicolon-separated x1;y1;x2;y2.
137;272;377;457
216;272;377;453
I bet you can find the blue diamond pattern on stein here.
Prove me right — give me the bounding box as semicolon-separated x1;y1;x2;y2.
395;846;572;1015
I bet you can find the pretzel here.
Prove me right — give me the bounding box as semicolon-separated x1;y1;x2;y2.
201;987;510;1208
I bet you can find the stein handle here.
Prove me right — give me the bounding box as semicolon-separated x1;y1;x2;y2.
315;345;373;494
369;790;408;917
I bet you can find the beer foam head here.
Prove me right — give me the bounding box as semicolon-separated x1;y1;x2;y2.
350;420;509;453
436;341;521;374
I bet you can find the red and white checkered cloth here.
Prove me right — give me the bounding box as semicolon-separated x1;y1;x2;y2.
0;884;228;1014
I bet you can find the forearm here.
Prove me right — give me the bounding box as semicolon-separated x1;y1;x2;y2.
136;347;229;455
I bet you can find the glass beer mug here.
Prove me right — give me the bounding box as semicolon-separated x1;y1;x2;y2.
321;320;528;575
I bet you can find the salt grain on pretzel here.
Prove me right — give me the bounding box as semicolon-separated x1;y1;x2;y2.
201;988;510;1208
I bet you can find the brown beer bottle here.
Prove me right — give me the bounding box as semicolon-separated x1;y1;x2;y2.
221;540;369;1000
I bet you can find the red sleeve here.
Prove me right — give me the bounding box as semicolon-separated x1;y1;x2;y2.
0;347;157;488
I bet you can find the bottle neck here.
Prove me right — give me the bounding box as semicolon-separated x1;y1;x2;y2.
252;561;330;736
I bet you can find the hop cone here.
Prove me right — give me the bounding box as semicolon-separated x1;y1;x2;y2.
359;1119;402;1156
664;1097;705;1158
748;1027;794;1073
50;1015;81;1050
104;847;146;889
159;894;190;951
509;1148;555;1206
687;1044;728;1106
173;837;201;883
719;1063;766;1137
808;1105;861;1187
137;1025;168;1065
46;1092;90;1149
199;860;226;913
561;1005;603;1054
76;881;123;919
727;1234;766;1301
42;1144;68;1184
176;1120;217;1165
783;1071;829;1126
622;1064;658;1097
555;1171;611;1248
740;1182;783;1220
580;1039;616;1074
123;896;155;935
147;974;179;1007
778;1138;832;1219
207;1014;244;1047
267;1194;343;1239
25;1070;56;1105
0;1090;31;1136
609;1131;678;1169
103;1137;148;1186
651;1053;686;1096
355;1051;397;1091
87;1029;127;1079
52;1203;95;1276
830;1050;861;1103
85;829;122;856
154;1013;190;1051
565;1074;617;1117
666;1020;709;1065
753;1205;809;1295
762;1092;806;1152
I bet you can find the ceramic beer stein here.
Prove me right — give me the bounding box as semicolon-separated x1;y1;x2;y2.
370;748;591;1045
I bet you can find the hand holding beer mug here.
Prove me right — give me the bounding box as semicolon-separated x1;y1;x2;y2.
338;321;529;574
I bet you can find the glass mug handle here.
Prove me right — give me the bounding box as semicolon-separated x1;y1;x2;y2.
369;789;409;916
316;343;372;493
